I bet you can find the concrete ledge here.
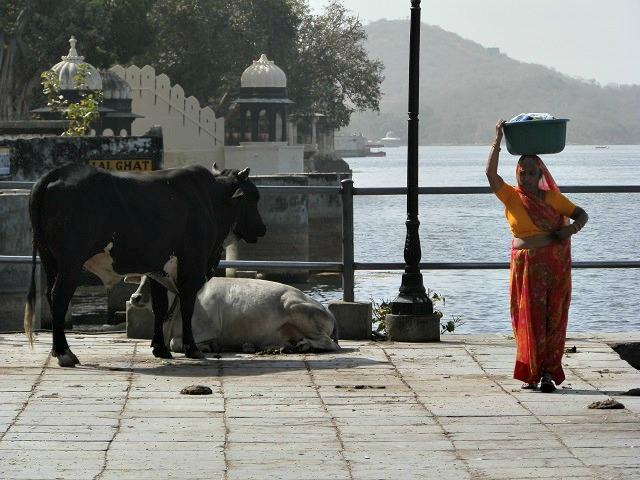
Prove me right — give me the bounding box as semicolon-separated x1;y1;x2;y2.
610;342;640;369
0;292;36;332
108;282;138;323
328;300;371;340
385;313;440;342
125;302;154;339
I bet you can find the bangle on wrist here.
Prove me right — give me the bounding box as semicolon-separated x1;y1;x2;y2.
491;142;501;151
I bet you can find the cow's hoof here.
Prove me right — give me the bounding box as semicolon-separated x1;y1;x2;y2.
69;350;80;365
185;347;205;359
152;346;173;359
56;353;77;368
52;348;80;367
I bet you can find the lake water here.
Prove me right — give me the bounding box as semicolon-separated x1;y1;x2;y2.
304;145;640;334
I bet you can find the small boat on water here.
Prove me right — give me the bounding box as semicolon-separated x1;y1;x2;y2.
380;131;402;147
595;145;609;149
367;150;386;157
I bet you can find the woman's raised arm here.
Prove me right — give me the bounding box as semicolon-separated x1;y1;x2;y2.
486;119;506;192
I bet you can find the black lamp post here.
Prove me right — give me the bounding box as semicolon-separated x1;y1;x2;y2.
390;0;433;317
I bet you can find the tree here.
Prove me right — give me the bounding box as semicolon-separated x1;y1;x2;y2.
139;0;305;105
2;0;383;129
40;64;104;136
286;1;384;128
0;0;153;120
142;0;382;128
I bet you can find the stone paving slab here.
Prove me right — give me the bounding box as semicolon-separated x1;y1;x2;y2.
0;332;639;479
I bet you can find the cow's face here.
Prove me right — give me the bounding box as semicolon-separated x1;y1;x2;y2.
232;169;266;244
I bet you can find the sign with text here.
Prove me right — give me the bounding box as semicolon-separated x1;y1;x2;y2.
0;147;10;175
88;159;152;172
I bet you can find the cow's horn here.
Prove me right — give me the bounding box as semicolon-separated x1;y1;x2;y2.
238;168;250;180
212;162;220;173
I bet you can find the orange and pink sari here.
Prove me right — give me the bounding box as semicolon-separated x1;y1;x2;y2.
510;159;572;385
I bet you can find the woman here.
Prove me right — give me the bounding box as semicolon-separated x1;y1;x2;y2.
485;119;589;393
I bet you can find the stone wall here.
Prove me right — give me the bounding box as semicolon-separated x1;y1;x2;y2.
0;135;163;181
224;142;305;175
0;135;163;329
226;172;348;281
0;191;40;331
307;173;350;262
111;64;225;169
226;175;309;282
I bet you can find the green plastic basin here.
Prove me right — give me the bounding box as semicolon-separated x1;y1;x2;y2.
503;119;569;155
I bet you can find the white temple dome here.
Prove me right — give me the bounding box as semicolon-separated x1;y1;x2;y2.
51;36;102;90
240;54;287;88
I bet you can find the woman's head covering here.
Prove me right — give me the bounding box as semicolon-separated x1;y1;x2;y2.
516;155;568;228
517;155;560;192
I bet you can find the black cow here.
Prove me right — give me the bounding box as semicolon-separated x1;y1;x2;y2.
24;163;266;367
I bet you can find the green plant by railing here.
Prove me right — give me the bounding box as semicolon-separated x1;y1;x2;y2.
371;290;464;339
371;297;392;339
40;64;103;136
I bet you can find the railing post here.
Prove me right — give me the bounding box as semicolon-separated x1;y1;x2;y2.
341;179;355;302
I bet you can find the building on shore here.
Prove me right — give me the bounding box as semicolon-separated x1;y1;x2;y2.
334;132;385;157
223;54;304;175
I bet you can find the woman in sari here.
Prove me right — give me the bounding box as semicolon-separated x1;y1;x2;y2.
485;120;589;393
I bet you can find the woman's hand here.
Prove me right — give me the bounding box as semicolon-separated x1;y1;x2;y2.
495;119;505;143
486;120;506;192
553;225;575;241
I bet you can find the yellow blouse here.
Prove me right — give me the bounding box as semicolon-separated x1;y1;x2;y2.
495;183;577;238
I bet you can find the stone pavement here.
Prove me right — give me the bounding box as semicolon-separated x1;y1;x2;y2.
1;332;639;480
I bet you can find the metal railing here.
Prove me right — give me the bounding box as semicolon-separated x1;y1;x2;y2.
2;180;640;303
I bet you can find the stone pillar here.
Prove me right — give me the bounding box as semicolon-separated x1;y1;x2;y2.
281;107;288;142
239;107;247;143
288;120;297;146
251;107;259;141
311;116;317;146
268;110;276;142
328;301;372;340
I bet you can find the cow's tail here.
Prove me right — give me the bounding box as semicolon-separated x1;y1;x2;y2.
23;171;51;347
24;244;37;346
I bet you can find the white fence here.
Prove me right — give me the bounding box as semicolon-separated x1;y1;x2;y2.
111;64;225;168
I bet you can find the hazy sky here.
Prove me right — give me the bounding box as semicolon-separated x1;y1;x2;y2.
308;0;639;86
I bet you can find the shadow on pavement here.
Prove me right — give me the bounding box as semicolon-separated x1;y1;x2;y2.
80;355;387;378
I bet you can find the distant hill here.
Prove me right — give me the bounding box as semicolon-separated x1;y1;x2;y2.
347;20;640;145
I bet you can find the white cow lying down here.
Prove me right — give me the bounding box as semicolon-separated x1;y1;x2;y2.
130;277;340;353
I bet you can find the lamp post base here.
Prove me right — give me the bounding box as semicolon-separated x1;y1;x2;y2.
385;313;440;342
391;272;433;315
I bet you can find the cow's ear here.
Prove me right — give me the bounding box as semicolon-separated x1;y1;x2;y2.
237;168;250;180
231;188;244;199
212;162;221;174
